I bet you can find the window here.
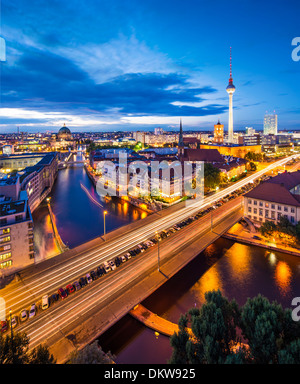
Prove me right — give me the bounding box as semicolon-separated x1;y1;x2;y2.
277;205;281;211
271;204;275;210
248;207;252;213
265;203;269;208
248;199;252;204
291;207;295;213
271;211;275;219
291;216;295;223
0;218;7;225
284;206;288;212
254;208;257;214
259;202;263;207
15;214;23;222
259;209;263;216
0;252;11;261
1;228;10;235
253;200;257;205
278;213;281;220
0;260;12;269
265;210;269;218
0;236;10;244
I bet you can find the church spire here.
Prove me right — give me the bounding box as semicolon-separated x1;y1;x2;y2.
178;118;184;147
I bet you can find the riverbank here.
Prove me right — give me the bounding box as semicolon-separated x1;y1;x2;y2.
223;222;300;257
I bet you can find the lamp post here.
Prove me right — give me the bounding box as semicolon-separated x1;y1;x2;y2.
156;231;160;272
103;211;107;241
9;309;14;362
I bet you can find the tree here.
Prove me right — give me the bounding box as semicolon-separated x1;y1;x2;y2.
204;163;221;190
169;290;240;364
28;344;56;364
0;332;55;364
169;290;300;364
68;341;115;364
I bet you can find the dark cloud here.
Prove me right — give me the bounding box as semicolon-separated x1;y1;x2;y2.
2;47;227;117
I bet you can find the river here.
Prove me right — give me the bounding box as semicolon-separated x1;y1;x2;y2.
32;155;300;363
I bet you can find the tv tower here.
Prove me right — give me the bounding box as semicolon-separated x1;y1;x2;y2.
226;47;236;144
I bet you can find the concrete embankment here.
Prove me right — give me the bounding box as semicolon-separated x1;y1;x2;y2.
223;233;300;257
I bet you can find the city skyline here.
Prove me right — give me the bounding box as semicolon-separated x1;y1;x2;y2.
1;0;300;133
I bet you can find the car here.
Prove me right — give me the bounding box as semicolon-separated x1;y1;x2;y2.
51;293;59;303
29;304;37;319
19;309;28;322
114;257;121;267
73;281;81;291
103;262;111;273
108;261;116;271
42;295;49;310
90;270;97;280
66;284;75;294
86;273;93;284
1;320;8;333
253;235;262;240
120;255;126;263
58;288;68;299
79;277;87;287
10;316;18;329
124;252;131;260
96;266;104;277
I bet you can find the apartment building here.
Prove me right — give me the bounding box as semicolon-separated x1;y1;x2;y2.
243;171;300;224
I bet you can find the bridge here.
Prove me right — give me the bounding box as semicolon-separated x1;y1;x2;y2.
0;154;298;363
58;151;86;168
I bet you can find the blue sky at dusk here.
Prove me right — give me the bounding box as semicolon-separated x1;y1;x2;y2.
0;0;300;133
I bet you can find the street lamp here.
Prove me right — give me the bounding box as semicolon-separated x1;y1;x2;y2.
9;309;14;362
156;231;160;272
103;211;107;241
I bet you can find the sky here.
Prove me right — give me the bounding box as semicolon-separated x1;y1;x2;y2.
0;0;300;133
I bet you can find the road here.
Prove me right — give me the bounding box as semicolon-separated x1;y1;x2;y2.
0;154;299;356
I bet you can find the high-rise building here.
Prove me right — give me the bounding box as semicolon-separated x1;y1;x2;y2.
264;113;278;135
154;127;164;135
245;127;255;135
214;120;224;144
226;47;236;144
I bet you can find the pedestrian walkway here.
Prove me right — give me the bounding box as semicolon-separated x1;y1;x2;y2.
129;304;192;337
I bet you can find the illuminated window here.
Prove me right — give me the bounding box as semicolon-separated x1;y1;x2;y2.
1;228;10;235
0;236;10;244
0;252;11;261
0;260;12;269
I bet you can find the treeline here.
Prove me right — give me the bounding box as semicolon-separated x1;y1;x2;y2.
170;290;300;364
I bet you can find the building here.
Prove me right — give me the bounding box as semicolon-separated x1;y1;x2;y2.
243;171;300;225
262;134;292;155
0;179;34;276
154;127;164;135
264;113;278;135
214;120;224;144
245;127;255;135
238;133;261;146
0;152;58;212
200;143;262;158
226;48;236;144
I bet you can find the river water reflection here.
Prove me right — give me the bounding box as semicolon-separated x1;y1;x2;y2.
32;156;148;260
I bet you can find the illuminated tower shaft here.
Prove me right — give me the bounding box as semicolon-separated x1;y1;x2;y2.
226;48;236;144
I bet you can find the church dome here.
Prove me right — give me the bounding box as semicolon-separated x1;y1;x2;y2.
58;124;71;135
